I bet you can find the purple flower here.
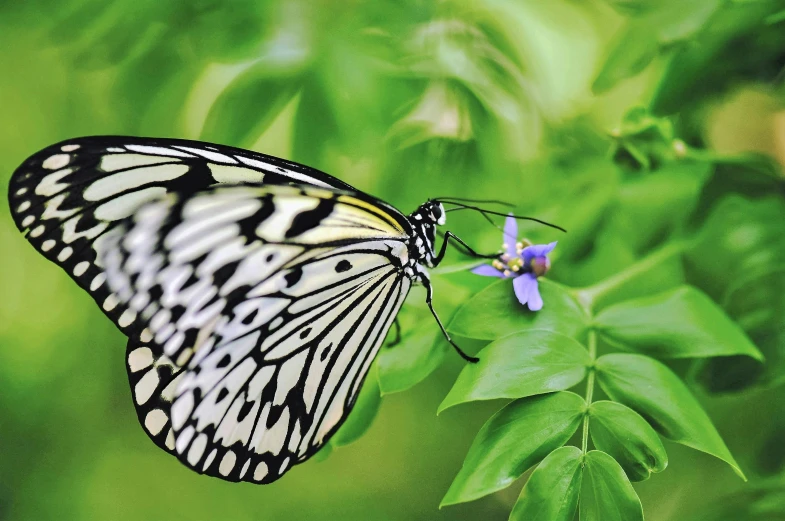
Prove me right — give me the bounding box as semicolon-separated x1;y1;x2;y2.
471;215;557;311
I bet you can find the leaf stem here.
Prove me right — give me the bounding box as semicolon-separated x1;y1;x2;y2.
581;329;597;455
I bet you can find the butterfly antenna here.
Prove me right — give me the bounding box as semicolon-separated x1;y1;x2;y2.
434;196;514;207
443;202;567;233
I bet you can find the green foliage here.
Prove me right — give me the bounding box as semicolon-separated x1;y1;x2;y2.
509;446;583;521
441;392;585;506
595;354;743;478
594;286;763;359
2;0;784;520
588;401;667;482
376;328;446;395
438;330;590;411
579;450;644;521
447;279;589;340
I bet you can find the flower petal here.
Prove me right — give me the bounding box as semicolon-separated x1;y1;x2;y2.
522;241;558;263
471;264;506;278
527;278;544;311
503;214;518;257
513;272;537;306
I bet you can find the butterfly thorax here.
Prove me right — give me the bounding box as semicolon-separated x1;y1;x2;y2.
407;201;445;270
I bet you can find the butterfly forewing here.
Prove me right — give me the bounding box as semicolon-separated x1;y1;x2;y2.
109;184;412;482
8;136;354;338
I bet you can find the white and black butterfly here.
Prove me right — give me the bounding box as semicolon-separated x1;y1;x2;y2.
8;136;553;484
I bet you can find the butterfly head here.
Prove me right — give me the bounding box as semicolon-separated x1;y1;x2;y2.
408;201;446;267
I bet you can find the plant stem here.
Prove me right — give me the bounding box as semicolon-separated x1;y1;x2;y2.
581;329;597;455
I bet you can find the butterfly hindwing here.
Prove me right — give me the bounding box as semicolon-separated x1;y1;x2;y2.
8;136;354;339
126;339;185;455
110;184;412;482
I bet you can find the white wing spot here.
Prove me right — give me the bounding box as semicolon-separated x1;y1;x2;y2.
118;308;137;327
15;187;28;196
21;215;35;227
219;451;236;476
240;459;251;479
57;247;73;262
279;457;291;475
134;369;159;405
17;201;31;212
41;239;56;252
35;168;74;197
128;346;154;372
140;328;153;343
30;225;45;238
165;430;175;450
144;409;168;435
176;425;196;454
253;462;269;482
187;434;208;466
61;144;80;152
42;154;69;170
209;164;264;183
73;261;90;276
103;294;119;311
90;273;106;291
203;449;218;471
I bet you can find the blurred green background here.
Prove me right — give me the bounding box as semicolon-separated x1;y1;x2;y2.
2;0;785;520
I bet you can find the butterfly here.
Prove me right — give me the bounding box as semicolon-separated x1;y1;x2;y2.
8;136;559;484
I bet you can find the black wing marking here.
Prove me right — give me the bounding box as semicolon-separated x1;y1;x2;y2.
8;136;359;339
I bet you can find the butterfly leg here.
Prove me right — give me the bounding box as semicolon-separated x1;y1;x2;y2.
421;275;479;364
434;231;497;266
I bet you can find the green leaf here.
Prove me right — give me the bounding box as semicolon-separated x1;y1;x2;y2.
376;329;446;395
200;64;300;147
508;446;583;521
596;353;744;478
592;22;657;94
595;286;763;360
580;450;644;521
441;392;585;506
447;279;588;341
330;371;381;448
439;330;591;412
698;266;785;392
589;401;668;481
